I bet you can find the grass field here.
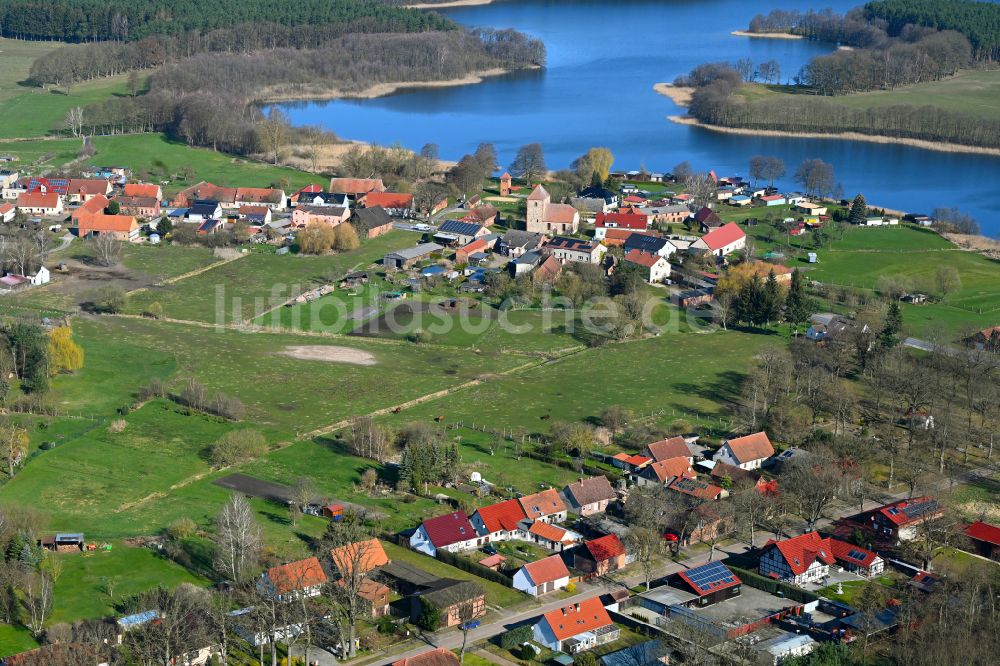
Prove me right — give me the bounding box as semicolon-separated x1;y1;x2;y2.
0;625;38;658
127;231;421;323
0;76;131;139
0;38;62;99
737;69;1000;120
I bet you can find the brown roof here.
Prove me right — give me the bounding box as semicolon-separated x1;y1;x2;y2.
329;177;384;195
523;554;570;585
117;195;158;209
393;648;461;666
356;577;390;603
710;461;762;486
68;178;111;196
534;255;563;283
624;249;662;268
645;437;690;462
545;203;578;224
236;187;283;204
266;556;328;595
724;432;775;464
518;489;566;519
565;476;616;507
645;456;696;483
329;539;389;576
16;191;60;209
527;184;549;201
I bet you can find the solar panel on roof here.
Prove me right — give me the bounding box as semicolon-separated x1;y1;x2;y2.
683;561;736;593
901;502;937;518
847;549;868;561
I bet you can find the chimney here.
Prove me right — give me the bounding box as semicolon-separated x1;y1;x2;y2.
574;603;580;612
561;608;567;616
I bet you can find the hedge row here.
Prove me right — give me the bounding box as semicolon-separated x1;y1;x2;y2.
728;565;820;604
497;625;532;649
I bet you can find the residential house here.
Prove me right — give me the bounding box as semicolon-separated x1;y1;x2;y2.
612;453;652;474
293;205;350;228
26;266;50;286
258;557;328;601
353;206;394;239
65;178;112;203
642;204;690;225
518;488;567;524
290;183;324;205
365;192;414;217
357;578;391;618
299;192;351;208
123;182;163;200
828;539;885;577
965;521;1000;561
575;534;627;575
729;195;752;207
623;233;675;258
601;228;642;248
471;498;527;543
693;207;723;232
116;195;160;219
170;182;238;208
713;432;774;470
759;194;786;206
667;477;727;501
519;519;580;551
384;243;443;270
71;195;108;226
690;222;747;257
78;214;139;241
796;201;827;216
499;230;547;258
237;205;272;225
0;202;13;223
526;185;580;235
409;579;486;628
759;532;883;585
15;191;62;216
564;476;617;516
236;187;287;210
410;511;479;556
636;456;697;487
436;219;490;246
466;204;499;226
513;554;570;596
623;250;670;284
644;437;694;464
533;597;618;653
533;254;563;285
594;208;651;239
329;538;390;577
393;648;462;666
572;185;619;214
545;237;606;265
187;200;222;222
869;497;943;542
329;177;385;199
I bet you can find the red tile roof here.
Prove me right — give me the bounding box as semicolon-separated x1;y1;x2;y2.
875;497;941;527
124;183;161;199
645;437;690;461
392;648;461;666
596;208;650;229
524;554;570;585
613;452;652;468
542;597;613;641
585;534;625;562
476;499;528;534
527;184;549;201
329;539;389;576
479;553;506;568
421;511;476;548
330;178;384;195
965;521;1000;546
624;249;662;268
236;187;283;204
16;191;60;209
266;557;328;595
723;432;774;465
765;532;835;576
365;192;413;209
698;222;746;252
0;203;12;215
677;561;742;597
828;539;880;568
527;521;571;543
80;214;137;234
646;456;696;483
518;489;566;520
356;578;390;603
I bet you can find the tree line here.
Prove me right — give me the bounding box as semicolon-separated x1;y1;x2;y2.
748;8;888;48
0;0;454;42
864;0;1000;61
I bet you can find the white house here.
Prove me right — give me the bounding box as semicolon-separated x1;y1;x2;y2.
0;202;14;222
713;431;774;470
533;597;618;653
512;554;570;597
409;511;479;557
623;250;670;284
28;266;50;286
758;532;833;586
518;488;568;524
257;557;328;602
689;222;746;257
544;237;606;265
471;498;527;543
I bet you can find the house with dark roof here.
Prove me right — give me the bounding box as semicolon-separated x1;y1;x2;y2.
623;233;676;258
410;511;479;557
710;461;775;494
352;206;394;239
564;476;617;516
965;521;1000;561
499;230;547;258
869;497;943;542
513;554;571;596
409;579;485;628
533;597;618;653
675;561;742;606
713;432;774;470
471;498;527;542
575;534;627;575
518;488;567;524
187;200;222;222
435;219;490;246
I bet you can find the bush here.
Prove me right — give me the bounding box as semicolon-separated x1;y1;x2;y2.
137;377;166;401
574;652;598;666
498;625;533;650
39;441;56;451
210;393;246;421
108;419;127;433
88;285;128;314
167;517;197;539
210;429;268;467
179;378;207;410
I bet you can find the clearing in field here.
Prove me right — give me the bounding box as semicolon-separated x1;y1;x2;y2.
278;345;376;365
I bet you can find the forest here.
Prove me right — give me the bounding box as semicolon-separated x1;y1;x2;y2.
0;0;454;42
864;0;1000;61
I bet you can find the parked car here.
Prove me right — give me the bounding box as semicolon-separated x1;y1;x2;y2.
482;543;498;556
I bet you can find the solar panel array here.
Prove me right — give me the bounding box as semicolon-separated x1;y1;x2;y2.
901;501;938;518
684;561;737;593
847;549;869;561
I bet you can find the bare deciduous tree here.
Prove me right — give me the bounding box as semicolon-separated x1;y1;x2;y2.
214;493;262;583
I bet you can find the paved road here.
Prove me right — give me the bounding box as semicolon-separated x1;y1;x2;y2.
46;232;74;256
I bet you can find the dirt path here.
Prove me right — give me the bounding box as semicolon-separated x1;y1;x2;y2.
278;345;376;366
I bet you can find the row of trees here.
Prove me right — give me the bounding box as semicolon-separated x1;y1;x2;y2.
864;0;1000;60
747;8;889;48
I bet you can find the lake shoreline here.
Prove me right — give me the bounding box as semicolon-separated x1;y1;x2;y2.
405;0;496;8
731;30;803;40
258;68;514;104
654;83;1000;157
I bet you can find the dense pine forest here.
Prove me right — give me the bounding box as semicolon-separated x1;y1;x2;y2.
864;0;1000;61
0;0;454;42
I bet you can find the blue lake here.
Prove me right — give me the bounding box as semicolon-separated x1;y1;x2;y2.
274;0;1000;233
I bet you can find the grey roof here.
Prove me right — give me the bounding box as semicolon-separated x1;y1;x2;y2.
624;235;670;254
415;579;484;607
756;632;816;657
299;205;347;216
600;640;669;666
353;206;392;230
438;219;486;237
387;243;443;260
502;230;544;250
547;236;596;251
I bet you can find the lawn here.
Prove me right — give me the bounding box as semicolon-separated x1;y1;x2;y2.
0;137;82;174
0;624;38;658
0;75;131;139
381;541;527;608
126;230;421;324
0;38;62;97
816;575;896;606
61;315;525;433
49;544;207;625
